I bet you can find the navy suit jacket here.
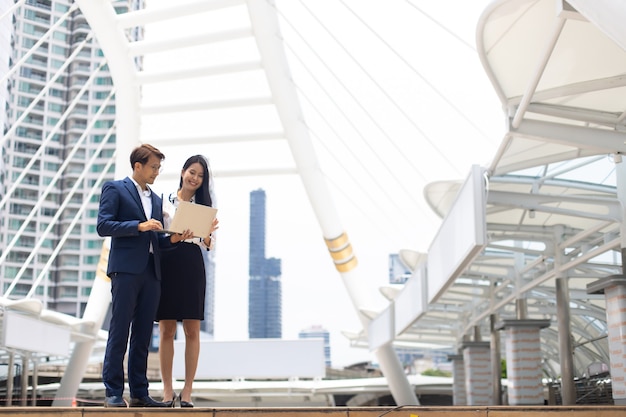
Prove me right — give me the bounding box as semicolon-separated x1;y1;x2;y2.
97;176;171;279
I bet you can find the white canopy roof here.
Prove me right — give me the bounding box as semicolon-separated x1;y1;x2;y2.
364;0;626;380
479;0;626;175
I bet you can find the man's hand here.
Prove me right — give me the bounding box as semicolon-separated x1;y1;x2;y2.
139;218;163;232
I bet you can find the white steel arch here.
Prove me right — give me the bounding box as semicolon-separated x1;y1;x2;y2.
56;0;417;406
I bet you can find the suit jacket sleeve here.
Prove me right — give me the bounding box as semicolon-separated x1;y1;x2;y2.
97;180;141;237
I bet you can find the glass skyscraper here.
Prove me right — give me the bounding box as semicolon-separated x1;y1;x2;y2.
248;188;282;339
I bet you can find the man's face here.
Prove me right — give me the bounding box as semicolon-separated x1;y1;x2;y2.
135;154;162;187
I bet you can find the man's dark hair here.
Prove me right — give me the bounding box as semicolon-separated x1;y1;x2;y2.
129;144;165;169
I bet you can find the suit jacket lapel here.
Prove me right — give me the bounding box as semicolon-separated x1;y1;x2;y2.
150;190;161;220
122;177;147;221
148;190;162;251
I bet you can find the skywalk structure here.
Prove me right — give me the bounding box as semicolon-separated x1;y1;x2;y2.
1;0;626;408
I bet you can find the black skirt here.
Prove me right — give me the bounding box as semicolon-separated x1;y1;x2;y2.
156;242;206;321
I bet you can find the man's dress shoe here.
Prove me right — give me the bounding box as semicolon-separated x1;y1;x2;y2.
129;395;168;407
103;395;126;407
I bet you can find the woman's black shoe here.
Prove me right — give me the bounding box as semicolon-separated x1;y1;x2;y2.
163;393;176;408
178;394;194;408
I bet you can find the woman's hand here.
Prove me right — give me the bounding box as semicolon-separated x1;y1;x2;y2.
203;218;219;242
210;217;219;234
202;218;219;249
170;229;194;243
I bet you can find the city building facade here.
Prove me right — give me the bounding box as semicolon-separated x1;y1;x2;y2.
299;325;331;367
388;253;411;285
248;188;282;338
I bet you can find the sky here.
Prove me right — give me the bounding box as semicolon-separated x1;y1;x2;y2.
140;0;504;368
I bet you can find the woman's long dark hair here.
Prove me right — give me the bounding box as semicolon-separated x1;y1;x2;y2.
179;155;213;207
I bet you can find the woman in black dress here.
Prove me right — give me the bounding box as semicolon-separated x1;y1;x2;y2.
157;155;218;408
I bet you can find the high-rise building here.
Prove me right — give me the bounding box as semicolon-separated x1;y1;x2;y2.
248;188;282;338
201;235;216;336
298;325;331;367
0;0;217;336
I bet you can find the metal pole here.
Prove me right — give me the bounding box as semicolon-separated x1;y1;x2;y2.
614;156;626;273
31;358;38;406
554;224;576;404
6;353;14;406
474;325;481;342
20;354;29;406
490;314;502;405
515;298;528;319
555;276;576;404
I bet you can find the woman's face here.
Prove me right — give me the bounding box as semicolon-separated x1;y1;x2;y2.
181;162;204;193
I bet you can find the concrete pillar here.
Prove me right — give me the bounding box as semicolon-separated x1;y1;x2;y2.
497;319;550;405
462;341;492;405
447;354;466;405
587;276;626;405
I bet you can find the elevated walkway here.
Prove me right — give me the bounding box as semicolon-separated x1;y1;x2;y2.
0;405;623;417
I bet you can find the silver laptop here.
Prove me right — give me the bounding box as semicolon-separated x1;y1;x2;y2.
160;200;218;238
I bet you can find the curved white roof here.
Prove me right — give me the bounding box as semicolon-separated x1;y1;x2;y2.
365;0;626;382
478;0;626;175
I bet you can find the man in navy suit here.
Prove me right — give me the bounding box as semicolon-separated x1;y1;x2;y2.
97;144;192;408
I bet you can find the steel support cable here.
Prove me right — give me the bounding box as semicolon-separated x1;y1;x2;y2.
308;127;423;240
303;114;421;241
318;169;416;244
275;1;438;180
294;0;466;175
284;41;432;217
403;0;474;51
347;0;495;150
275;7;435;215
295;82;433;233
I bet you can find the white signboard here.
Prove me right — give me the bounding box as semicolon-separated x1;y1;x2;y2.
174;339;326;379
4;311;70;356
427;165;487;303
